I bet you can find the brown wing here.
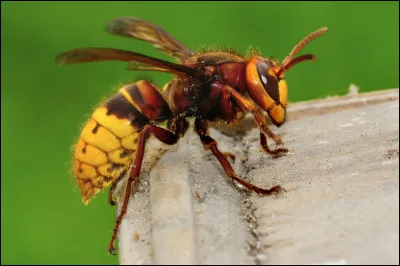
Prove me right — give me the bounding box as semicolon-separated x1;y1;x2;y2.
55;47;199;76
106;17;194;60
125;61;178;73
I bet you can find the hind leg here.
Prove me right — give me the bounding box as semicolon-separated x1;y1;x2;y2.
108;124;180;255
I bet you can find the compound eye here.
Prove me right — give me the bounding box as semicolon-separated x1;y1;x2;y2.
256;61;280;102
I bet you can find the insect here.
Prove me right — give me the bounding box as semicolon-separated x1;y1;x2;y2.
56;16;327;254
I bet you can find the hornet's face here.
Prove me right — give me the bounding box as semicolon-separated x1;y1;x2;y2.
244;27;328;127
245;56;288;127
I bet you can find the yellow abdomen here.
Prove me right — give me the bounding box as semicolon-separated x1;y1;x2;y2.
72;81;172;204
73;106;140;204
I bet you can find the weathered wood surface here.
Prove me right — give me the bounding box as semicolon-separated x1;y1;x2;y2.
117;88;399;265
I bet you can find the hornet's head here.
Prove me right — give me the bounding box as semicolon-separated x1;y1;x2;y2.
245;27;328;127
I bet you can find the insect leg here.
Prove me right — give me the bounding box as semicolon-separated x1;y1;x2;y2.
195;118;284;195
252;107;288;156
217;83;288;156
108;172;129;206
108;124;180;255
220;87;235;122
222;152;236;163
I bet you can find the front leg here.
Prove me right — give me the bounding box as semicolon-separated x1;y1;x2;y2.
212;82;288;157
253;107;288;157
195;118;284;195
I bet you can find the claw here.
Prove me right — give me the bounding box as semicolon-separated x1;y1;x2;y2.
261;185;287;197
260;132;288;157
109;198;117;206
108;245;117;255
222;152;236;163
272;135;283;147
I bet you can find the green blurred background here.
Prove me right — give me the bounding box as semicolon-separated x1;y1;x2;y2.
1;1;398;264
